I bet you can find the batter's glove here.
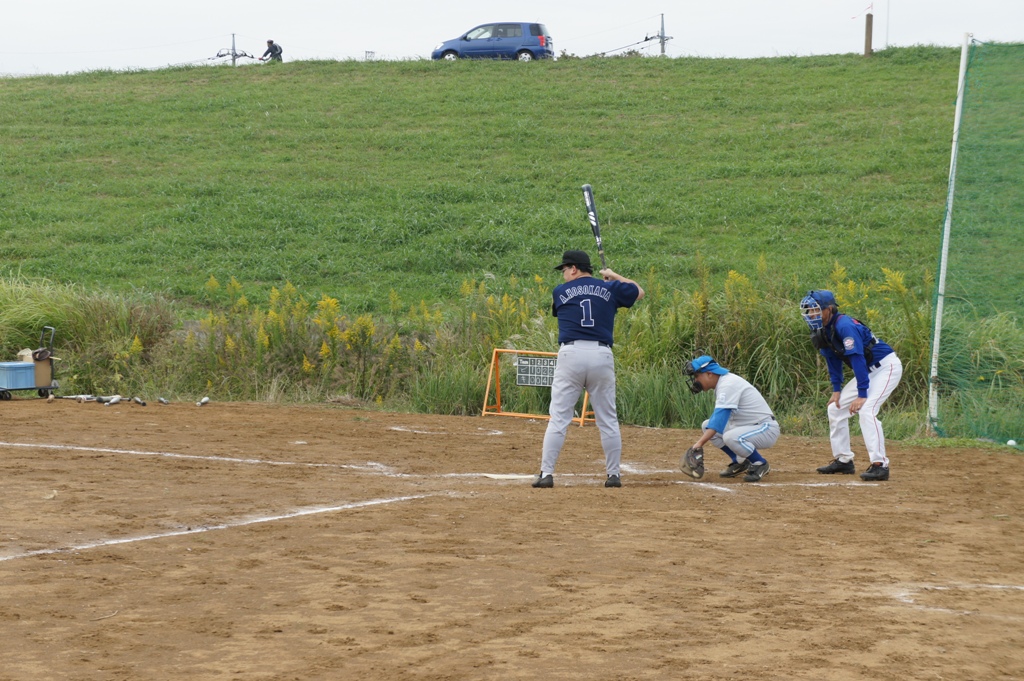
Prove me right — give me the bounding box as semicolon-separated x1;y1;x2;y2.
680;446;705;479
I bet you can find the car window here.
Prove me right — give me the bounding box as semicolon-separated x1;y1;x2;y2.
530;24;548;37
496;24;523;38
466;26;493;40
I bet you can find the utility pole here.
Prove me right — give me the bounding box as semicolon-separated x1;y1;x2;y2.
864;12;873;56
659;14;673;56
214;35;253;66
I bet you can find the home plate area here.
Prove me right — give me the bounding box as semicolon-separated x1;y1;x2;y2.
1;401;1022;679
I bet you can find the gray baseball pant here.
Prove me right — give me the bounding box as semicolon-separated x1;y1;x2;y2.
701;419;780;459
540;341;621;477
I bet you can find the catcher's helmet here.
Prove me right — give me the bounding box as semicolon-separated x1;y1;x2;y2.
683;354;728;393
800;290;837;330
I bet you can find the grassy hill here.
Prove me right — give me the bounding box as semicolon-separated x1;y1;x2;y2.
0;48;959;310
0;49;976;433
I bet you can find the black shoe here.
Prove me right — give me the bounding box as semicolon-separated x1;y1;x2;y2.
532;473;553;488
817;459;855;475
860;463;890;481
605;474;621;488
743;461;770;482
719;460;750;478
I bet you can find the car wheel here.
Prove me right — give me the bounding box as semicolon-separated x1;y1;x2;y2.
517;51;534;62
442;51;459;61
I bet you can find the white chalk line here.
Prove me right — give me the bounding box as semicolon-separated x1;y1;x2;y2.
0;495;429;563
388;426;504;436
443;472;606;480
0;440;619;484
674;481;738;492
1;441;882;489
621;464;676;474
752;481;881;487
889;582;1024;620
0;440;402;475
673;479;877;491
0;440;671;483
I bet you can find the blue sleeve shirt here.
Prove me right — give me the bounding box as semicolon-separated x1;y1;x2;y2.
820;314;894;397
552;277;640;347
706;407;732;433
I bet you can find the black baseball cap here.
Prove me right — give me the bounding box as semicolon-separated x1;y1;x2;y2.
555;250;592;272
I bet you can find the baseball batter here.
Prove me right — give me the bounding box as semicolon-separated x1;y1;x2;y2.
682;355;779;482
800;290;903;481
532;250;644;488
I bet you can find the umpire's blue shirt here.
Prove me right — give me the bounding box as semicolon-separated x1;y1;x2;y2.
821;314;894;397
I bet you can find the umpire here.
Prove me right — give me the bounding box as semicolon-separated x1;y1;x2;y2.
800;290;903;481
532;250;644;489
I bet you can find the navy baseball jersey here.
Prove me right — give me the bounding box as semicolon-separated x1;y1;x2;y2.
551;276;640;347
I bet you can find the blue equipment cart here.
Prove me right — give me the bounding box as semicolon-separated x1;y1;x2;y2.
0;326;59;400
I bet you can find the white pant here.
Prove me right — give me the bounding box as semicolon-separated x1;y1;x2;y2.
828;353;903;467
541;341;621;476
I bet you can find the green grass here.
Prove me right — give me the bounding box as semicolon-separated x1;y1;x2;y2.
927;42;1024;444
5;47;1012;439
947;43;1024;316
1;49;958;310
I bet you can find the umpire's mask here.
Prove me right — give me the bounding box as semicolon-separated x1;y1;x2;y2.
800;290;837;330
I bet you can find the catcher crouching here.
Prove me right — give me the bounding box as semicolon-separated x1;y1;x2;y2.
681;355;780;482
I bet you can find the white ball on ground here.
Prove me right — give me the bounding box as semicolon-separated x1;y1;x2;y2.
1009;440;1018;447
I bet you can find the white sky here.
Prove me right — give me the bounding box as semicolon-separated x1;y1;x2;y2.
2;0;1021;76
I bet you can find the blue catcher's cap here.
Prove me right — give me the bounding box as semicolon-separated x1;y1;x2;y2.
688;355;729;376
800;290;838;330
804;290;837;309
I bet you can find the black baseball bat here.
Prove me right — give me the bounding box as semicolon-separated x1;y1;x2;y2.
581;184;607;270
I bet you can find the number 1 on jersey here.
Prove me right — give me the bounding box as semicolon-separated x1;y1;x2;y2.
579;299;595;327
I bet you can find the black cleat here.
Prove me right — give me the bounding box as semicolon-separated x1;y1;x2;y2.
743;461;770;482
860;463;890;481
532;473;553;488
817;459;855;475
604;475;621;488
719;460;750;478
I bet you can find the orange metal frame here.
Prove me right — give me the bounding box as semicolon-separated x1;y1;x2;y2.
481;348;593;427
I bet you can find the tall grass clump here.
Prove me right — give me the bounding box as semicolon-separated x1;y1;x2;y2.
0;276;174;396
508;258;936;434
0;262;960;438
139;276;439;403
929;311;1024;441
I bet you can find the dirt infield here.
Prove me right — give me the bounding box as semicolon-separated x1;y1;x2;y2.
1;399;1022;680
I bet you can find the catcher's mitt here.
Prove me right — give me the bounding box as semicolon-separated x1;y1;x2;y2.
680;446;705;479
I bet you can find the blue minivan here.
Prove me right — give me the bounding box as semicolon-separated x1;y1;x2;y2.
432;23;554;62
